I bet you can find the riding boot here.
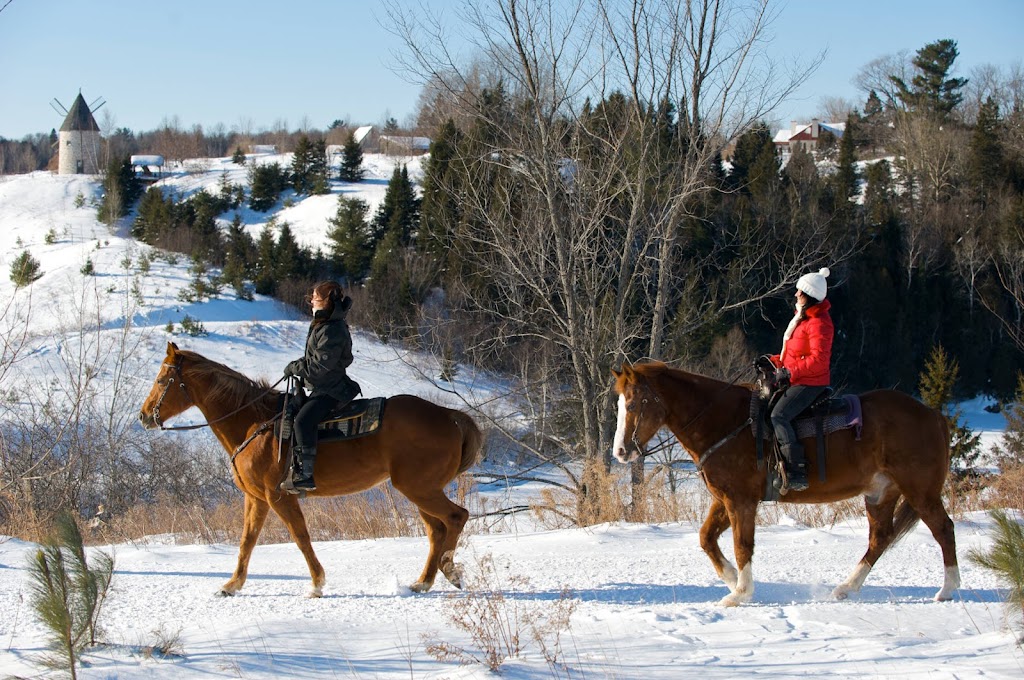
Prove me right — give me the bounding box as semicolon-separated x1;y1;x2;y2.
781;442;809;492
292;446;317;491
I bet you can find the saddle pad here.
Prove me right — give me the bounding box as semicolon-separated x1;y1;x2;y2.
317;397;386;440
750;393;863;440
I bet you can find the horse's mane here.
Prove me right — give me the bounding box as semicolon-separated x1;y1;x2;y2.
632;361;737;390
178;350;279;418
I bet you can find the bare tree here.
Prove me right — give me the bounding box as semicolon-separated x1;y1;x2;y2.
384;0;845;522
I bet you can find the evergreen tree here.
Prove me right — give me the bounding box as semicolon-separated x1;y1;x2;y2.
309;137;330;194
249;162;287;212
371;165;421;249
968;97;1003;202
222;214;254;300
10;250;44;287
998;372;1024;467
891;39;968;120
419;119;463;264
132;187;172;243
97;156;142;225
327;195;372;279
918;345;982;473
832;115;859;221
339;130;365;182
274;221;303;281
291;135;314;194
232;146;246;165
254;223;277;295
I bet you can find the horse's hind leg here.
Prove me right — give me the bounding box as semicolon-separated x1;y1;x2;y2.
700;497;738;591
913;500;960;601
403;489;469;592
220;494;269;596
269;494;326;598
833;487;899;600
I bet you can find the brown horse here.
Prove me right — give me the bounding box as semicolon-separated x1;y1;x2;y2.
611;362;959;606
138;342;481;597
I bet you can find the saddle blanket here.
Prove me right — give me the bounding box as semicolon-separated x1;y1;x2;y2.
275;397;386;442
751;393;863;440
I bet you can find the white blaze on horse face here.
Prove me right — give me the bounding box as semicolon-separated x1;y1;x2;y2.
613;393;631;463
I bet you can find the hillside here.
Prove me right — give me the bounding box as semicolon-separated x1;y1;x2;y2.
0;161;1021;678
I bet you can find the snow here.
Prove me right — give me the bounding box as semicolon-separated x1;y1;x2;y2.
1;160;1022;678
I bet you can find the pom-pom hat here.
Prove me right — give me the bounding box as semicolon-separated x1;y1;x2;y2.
796;267;830;301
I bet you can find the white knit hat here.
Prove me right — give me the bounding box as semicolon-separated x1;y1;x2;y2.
797;267;830;301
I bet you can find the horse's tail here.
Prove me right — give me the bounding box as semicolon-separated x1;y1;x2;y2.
891;499;922;545
453;411;483;475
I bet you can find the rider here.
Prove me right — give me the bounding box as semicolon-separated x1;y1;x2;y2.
768;267;834;492
282;281;360;492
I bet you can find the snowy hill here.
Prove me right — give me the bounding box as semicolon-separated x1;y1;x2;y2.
0;161;1022;678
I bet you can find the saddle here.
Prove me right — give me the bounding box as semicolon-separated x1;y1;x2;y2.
750;388;863;499
275;396;387;443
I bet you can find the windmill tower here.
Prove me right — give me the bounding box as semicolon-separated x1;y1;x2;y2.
53;92;103;175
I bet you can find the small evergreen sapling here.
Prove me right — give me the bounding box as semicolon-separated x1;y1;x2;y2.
968;510;1024;640
27;512;115;678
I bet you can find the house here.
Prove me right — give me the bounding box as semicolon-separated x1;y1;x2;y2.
773;119;845;156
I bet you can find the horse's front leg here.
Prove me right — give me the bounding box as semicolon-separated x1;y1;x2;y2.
269;494;326;598
719;500;757;607
700;497;738;591
219;494;269;596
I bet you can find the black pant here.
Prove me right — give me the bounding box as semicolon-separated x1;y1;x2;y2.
770;384;827;448
293;393;340;451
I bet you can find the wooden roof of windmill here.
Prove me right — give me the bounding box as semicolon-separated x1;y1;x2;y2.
60;93;100;132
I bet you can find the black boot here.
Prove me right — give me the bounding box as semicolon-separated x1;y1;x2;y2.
781;442;809;492
291;446;317;492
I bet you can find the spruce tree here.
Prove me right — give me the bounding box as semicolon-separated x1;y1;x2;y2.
833;114;859;221
999;372;1024;467
918;345;982;473
309;137;330;194
371;165;421;250
232;146;246;165
327;195;372;279
339;131;365;182
274;221;303;281
291;135;314;194
254;223;277;295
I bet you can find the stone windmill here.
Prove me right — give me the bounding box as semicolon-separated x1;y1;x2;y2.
52;92;104;175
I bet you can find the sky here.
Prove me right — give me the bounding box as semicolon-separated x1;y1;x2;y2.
1;0;1023;139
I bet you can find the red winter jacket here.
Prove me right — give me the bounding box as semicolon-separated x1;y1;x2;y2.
771;299;834;387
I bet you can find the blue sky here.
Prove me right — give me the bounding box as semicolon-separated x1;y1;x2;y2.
1;0;1022;140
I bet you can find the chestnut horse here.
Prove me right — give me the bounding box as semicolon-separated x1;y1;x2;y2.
139;342;481;597
612;362;959;606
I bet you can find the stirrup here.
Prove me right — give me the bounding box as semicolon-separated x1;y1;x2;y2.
786;468;809;492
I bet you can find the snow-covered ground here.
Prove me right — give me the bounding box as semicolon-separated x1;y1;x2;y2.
1;161;1022;678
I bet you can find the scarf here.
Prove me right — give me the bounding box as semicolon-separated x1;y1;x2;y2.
780;303;805;359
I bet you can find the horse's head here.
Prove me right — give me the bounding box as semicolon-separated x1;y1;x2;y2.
611;364;667;463
139;342;194;429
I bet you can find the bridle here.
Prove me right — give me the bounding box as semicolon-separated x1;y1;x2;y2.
148;359;285;431
626;369;750;470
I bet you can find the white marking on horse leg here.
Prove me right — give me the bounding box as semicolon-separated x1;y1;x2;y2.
719;560;739;590
307;584;323;598
934;565;961;601
833;561;872;600
719;562;754;606
612;394;630;462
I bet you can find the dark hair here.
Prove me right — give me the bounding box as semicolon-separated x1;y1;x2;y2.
312;280;343;305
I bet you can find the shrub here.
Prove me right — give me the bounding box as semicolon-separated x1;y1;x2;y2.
80;258;95;276
10;249;44;287
180;315;207;337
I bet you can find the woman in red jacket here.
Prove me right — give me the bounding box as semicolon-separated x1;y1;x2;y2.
769;267;834;491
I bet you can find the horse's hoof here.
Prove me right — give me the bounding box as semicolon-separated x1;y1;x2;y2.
216;589;235;597
306;590;323;599
832;588;850;600
409;581;433;593
718;593;744;607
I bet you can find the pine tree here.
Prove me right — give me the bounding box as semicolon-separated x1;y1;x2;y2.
10;249;44;287
371;165;421;249
222;215;254;300
309;137;330;194
232;146;246;165
968;509;1024;638
274;221;303;281
890;39;968;120
132;187;172;243
339;130;365;182
254;223;277;295
419;119;462;263
918;345;982;473
327;195;372;279
27;512;114;679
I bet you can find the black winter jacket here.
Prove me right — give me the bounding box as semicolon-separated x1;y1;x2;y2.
285;297;361;403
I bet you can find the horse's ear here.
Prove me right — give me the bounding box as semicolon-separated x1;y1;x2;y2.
611;367;622;379
167;341;179;355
